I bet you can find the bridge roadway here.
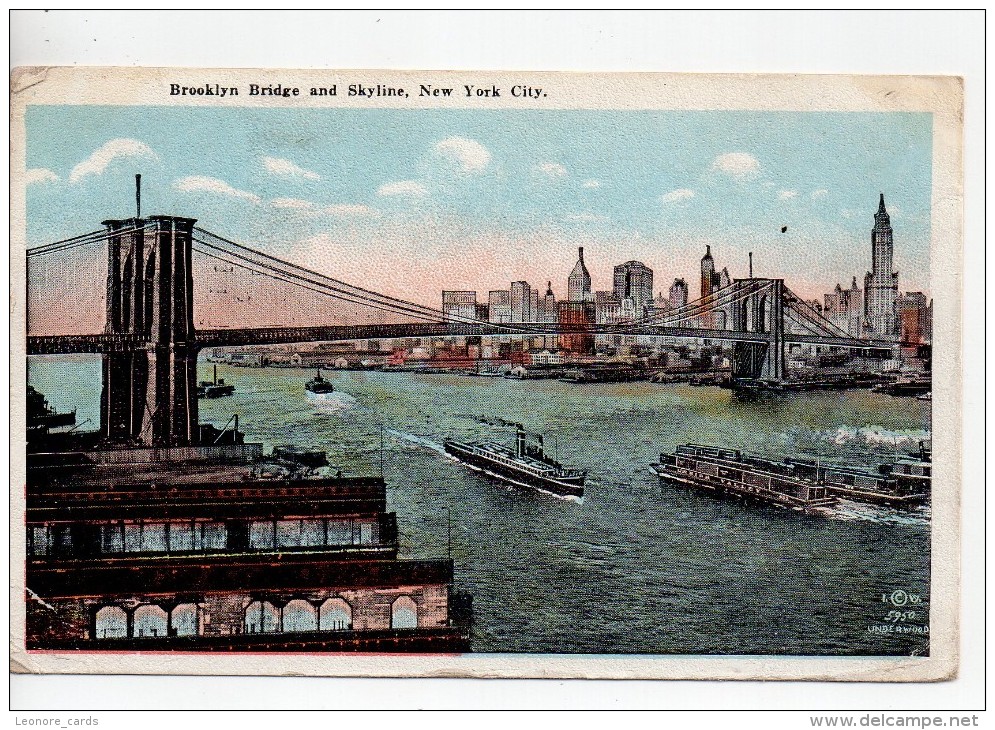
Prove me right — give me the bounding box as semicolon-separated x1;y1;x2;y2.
26;323;895;355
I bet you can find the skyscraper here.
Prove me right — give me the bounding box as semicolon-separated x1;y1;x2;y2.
567;247;593;302
487;290;512;324
441;291;477;323
863;194;900;340
510;281;533;323
669;278;689;309
539;282;557;323
700;245;716;300
613;261;654;317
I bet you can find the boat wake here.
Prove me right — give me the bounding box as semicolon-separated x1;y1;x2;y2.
828;499;930;526
385;428;447;455
306;390;357;414
824;425;931;448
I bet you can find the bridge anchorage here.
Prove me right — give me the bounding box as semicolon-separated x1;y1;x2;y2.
28;203;897;446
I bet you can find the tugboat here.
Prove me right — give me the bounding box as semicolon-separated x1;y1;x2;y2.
197;365;235;399
27;386;76;440
443;424;586;499
305;369;335;395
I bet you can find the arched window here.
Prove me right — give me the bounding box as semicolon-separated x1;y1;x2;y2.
95;606;128;639
319;598;352;631
244;600;279;633
134;604;169;638
391;596;418;630
282;599;318;633
171;603;200;637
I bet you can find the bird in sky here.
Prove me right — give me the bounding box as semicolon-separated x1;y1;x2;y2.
780;226;788;233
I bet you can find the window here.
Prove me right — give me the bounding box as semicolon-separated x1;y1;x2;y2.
134;605;168;638
282;600;317;633
198;522;227;551
326;519;351;545
169;522;194;552
276;520;301;549
359;522;374;545
95;606;128;639
29;526;51;556
300;519;324;547
124;523;142;552
244;601;279;633
100;523;124;553
140;523;167;552
171;604;199;637
248;521;274;549
391;596;418;630
319;598;351;631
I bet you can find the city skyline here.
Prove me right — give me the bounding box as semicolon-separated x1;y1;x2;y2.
25;107;932;308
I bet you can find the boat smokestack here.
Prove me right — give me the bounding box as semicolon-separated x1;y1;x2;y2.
749;251;753;278
135;174;142;219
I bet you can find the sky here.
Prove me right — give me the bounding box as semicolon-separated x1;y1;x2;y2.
24;106;933;324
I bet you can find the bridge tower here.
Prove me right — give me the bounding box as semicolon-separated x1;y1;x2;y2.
100;215;199;446
730;278;785;382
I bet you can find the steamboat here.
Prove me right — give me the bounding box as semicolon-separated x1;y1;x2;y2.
443;425;586;499
305;369;336;395
197;365;235;399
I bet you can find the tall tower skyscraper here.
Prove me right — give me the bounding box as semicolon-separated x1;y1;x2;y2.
568;247;593;302
612;261;654;316
700;245;716;300
863;193;899;339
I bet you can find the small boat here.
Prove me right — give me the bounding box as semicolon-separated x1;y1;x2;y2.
916;392;932;401
444;424;586;499
27;386;76;438
198;365;235;399
305;369;336;395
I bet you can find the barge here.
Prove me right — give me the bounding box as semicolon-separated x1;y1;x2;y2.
652;444;835;514
444;425;586;499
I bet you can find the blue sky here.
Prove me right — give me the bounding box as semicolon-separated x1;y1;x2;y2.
25;106;933;309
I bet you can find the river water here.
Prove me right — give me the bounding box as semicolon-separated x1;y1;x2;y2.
29;356;932;656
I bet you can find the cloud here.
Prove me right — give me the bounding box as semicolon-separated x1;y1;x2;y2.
582;179;600;189
778;190;798;200
811;189;828;199
69;138;159;183
26;168;59;185
262;156;320;181
270;197;315;209
322;204;378;217
661;188;695;203
433;136;491;173
711;152;760;180
173;175;261;203
377;180;428;198
536;162;567;178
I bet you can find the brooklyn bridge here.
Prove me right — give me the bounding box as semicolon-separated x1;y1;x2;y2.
26;209;894;449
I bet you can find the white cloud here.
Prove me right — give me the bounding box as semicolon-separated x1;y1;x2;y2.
322;204;378;217
711;152;760;180
811;189;829;199
69;138;159;183
778;190;798;200
377;180;428;198
661;188;695;203
26;168;59;185
271;197;316;209
434;136;491;173
262;156;320;181
582;179;601;189
173;175;261;203
536;162;567;178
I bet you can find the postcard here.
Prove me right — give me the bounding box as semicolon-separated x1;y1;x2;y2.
9;68;962;680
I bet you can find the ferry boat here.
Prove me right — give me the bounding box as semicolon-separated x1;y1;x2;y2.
305;369;336;395
784;457;928;508
651;444;835;514
197;365;235;399
443;425;586;499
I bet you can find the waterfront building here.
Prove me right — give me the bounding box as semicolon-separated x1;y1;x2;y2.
26;429;471;652
487;290;512;324
669;278;689;309
824;277;863;338
863;194;900;340
613;261;654;317
567;247;593;302
557;300;596;355
898;291;929;345
442;291;477;323
510;281;533;323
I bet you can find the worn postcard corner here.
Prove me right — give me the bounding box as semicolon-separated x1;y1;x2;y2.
10;67;962;681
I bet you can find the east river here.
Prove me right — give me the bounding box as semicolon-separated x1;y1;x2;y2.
29;357;932;656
